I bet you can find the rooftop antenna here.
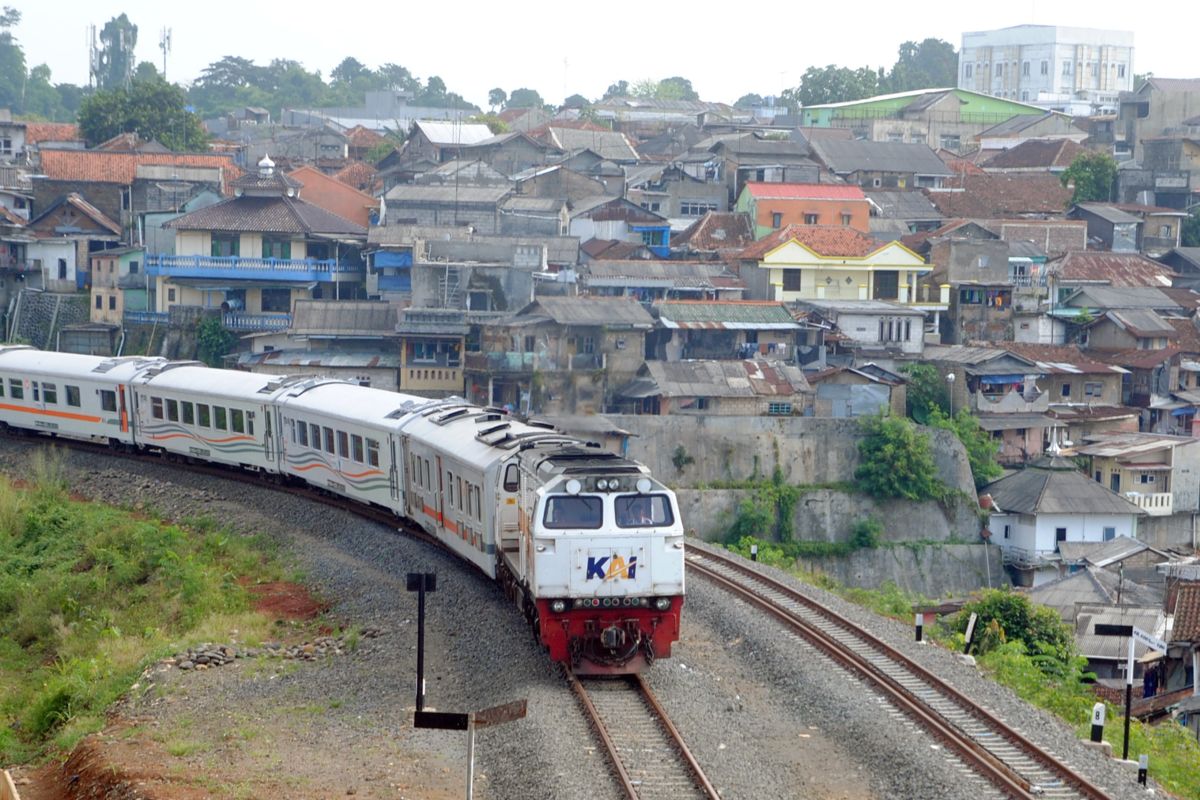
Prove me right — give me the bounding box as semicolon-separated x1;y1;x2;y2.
159;27;172;80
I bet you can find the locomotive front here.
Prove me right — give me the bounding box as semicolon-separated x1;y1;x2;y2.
526;466;685;674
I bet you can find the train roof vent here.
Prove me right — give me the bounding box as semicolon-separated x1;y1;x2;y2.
91;355;162;373
431;407;471;425
477;422;510;437
525;419;557;430
475;412;502;423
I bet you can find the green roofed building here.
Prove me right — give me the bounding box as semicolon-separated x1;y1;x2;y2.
798;88;1044;154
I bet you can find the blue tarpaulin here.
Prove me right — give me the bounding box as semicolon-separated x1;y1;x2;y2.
979;374;1027;384
1172;407;1196;417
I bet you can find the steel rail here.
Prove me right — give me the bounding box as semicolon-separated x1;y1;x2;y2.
689;547;1113;800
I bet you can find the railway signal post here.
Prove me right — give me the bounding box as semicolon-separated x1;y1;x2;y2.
406;572;437;711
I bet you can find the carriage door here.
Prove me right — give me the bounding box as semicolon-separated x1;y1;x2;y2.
261;405;275;462
435;455;446;529
118;386;129;433
388;435;400;502
498;461;521;557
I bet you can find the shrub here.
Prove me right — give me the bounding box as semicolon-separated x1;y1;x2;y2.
850;517;882;549
854;413;943;501
957;589;1075;668
927;409;1003;488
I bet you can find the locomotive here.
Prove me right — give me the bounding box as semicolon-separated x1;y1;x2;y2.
0;346;684;674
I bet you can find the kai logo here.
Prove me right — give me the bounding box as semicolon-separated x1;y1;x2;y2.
586;554;638;581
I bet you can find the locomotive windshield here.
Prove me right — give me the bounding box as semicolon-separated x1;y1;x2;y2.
542;495;603;529
615;494;674;528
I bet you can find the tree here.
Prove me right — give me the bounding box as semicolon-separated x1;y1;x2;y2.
899;363;949;424
505;87;544;109
0;6;26;111
487;87;506;111
958;590;1075;666
882;39;957;93
562;93;589;109
133;61;160;84
659;76;699;101
785;64;880;107
928;409;1003;489
1060;152;1117;204
330;56;368;86
734;93;765;109
854;413;942;501
469;113;508;135
1182;210;1200;247
603;79;629;99
23;64;66;120
96;13;138;91
78;78;208;150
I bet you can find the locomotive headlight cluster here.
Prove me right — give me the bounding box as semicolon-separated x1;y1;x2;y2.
595;478;622;491
561;597;674;611
550;599;567;613
654;597;672;611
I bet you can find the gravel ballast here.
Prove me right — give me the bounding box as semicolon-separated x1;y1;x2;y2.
0;437;1168;799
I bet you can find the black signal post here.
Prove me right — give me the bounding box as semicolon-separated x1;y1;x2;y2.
406;572;437;711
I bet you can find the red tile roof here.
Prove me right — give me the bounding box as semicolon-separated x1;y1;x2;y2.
38;149;241;190
671;212;755;251
1173;582;1200;643
22;122;80;144
344;125;385;149
923;173;1072;218
1054;251;1177;287
740;224;880;260
743;182;866;201
982;139;1086;170
332;161;380;193
998;343;1122;374
1099;347;1179;369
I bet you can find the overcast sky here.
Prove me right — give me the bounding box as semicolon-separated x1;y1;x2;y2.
14;0;1197;109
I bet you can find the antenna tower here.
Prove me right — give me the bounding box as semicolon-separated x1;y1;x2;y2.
159;27;172;79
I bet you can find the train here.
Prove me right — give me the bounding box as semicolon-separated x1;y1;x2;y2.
0;345;685;674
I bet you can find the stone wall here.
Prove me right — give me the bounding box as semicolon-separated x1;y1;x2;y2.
10;290;90;349
611;414;977;497
804;543;1007;596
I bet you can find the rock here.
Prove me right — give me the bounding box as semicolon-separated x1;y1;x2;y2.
178;660;194;670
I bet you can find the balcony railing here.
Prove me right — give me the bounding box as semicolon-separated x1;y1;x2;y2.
223;312;291;332
465;351;605;373
1008;274;1048;288
147;254;363;283
1124;491;1173;516
123;310;169;326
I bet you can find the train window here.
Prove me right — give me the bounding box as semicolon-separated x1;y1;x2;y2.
42;383;56;404
0;379;4;397
214;407;228;430
231;409;245;434
197;404;211;427
446;471;453;505
31;382;39;402
543;496;603;530
337;431;349;458
466;484;473;517
351;435;364;462
166;399;179;422
323;426;335;453
365;439;378;468
100;390;117;412
151;397;164;419
423;458;431;488
247;415;254;436
502;463;519;492
66;386;80;407
181;401;194;425
456;477;463;510
309;423;320;447
7;379;21;400
615;494;675;528
297;421;308;446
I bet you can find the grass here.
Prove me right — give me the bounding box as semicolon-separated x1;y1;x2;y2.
722;538;1200;800
0;449;290;763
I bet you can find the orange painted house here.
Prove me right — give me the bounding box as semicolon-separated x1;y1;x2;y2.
287;165;380;228
735;182;870;239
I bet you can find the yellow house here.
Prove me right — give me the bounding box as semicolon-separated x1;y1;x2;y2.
738;224;930;304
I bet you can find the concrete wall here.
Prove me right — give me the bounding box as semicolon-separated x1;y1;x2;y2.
805;543;1008;595
613;414;977;497
1137;512;1198;551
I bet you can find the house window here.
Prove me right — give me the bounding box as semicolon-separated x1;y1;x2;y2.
581;336;595;354
804;213;818;225
959;288;983;305
782;270;802;291
840;213;852;226
261;288;291;313
1118;64;1126;79
1095;471;1102;483
1022;61;1030;76
211;234;239;257
108;296;116;310
1140;473;1155;484
1103;526;1116;541
58;259;67;280
1062;61;1072;76
995;63;1003;77
679;200;718;217
129;260;139;274
95;295;103;309
1055;527;1067;544
1160;224;1172;237
1061;383;1071;398
964;64;973;79
168;287;177;303
1003;524;1010;539
1084;381;1103;398
1021;91;1029;102
523;336;535;353
767;402;793;415
940;135;960;150
1091;62;1099;78
771;212;782;229
1041;60;1049;75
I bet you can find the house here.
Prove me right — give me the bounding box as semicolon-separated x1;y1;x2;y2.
703;133;820;203
512;163;608;208
1083;309;1179;352
1108;203;1189;256
26;192;122;292
1050;253;1177;301
1030;565;1162;623
1074;432;1200;517
649;300;801;361
1070;204;1141;252
1057;536;1173;590
670;212;755;262
921;233;1030;344
734;182;870;239
795;299;927;359
0;164;32;221
1117;77;1200;163
455;131;560;176
1161;247;1200;290
401;120;495;165
393;307;469;396
151;155;367;328
89;246;145;325
808;139;954;190
539;126;640;164
465;296;654;414
984;455;1145;587
975;113;1087;152
980;138;1087;174
286;165;379;228
382;183;512;232
737;224;933;307
569;197;670;258
611;359;811;417
583;261;744;303
1117;135;1200;209
807;364;906;417
864;190;944;238
624;163;727;222
797;88;1046;151
1075;605;1165;681
1166;577;1200;714
923;173;1072;218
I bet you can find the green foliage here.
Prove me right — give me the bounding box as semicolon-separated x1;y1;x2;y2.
195;315;237;368
957;589;1075;667
487;87;507;110
783;64;881;107
850;517;882;549
671;445;694;474
1060;152;1118;204
898;363;949;424
0;474;280;761
733;93;765;110
854;413;943;501
927;409;1003;488
505;87;545;109
96;14;137;91
78;77;209;151
727;470;801;543
469;113;509;135
882;39;959;93
1182;210;1200;247
562;93;590;110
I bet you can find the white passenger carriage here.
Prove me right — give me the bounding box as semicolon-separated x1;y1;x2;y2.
0;346;164;445
132;365;284;470
274;380;425;510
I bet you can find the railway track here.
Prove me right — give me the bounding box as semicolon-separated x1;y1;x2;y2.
686;545;1114;800
566;670;721;800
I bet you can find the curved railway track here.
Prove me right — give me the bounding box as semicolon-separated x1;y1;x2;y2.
687;545;1114;800
566;670;721;800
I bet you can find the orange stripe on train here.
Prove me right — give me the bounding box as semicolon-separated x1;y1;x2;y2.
0;402;103;424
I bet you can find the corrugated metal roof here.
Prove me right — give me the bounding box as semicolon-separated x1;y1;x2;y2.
1075;432;1195;458
1077;203;1143;225
628;359;810;398
384;184;511;204
985;457;1144;515
656;300;798;329
290;300;398;336
238;349;401;369
528;296;654;328
1107;309;1177;337
1075;605;1163;660
810;139;953;177
1030;566;1161;621
412;121;494;146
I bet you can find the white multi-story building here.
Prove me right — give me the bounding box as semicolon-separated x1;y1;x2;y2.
959;25;1134;115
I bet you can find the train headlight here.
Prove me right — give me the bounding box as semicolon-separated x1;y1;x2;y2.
596;478;609;490
566;479;582;495
550;599;567;614
637;478;652;494
609;479;620;491
654;597;672;611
